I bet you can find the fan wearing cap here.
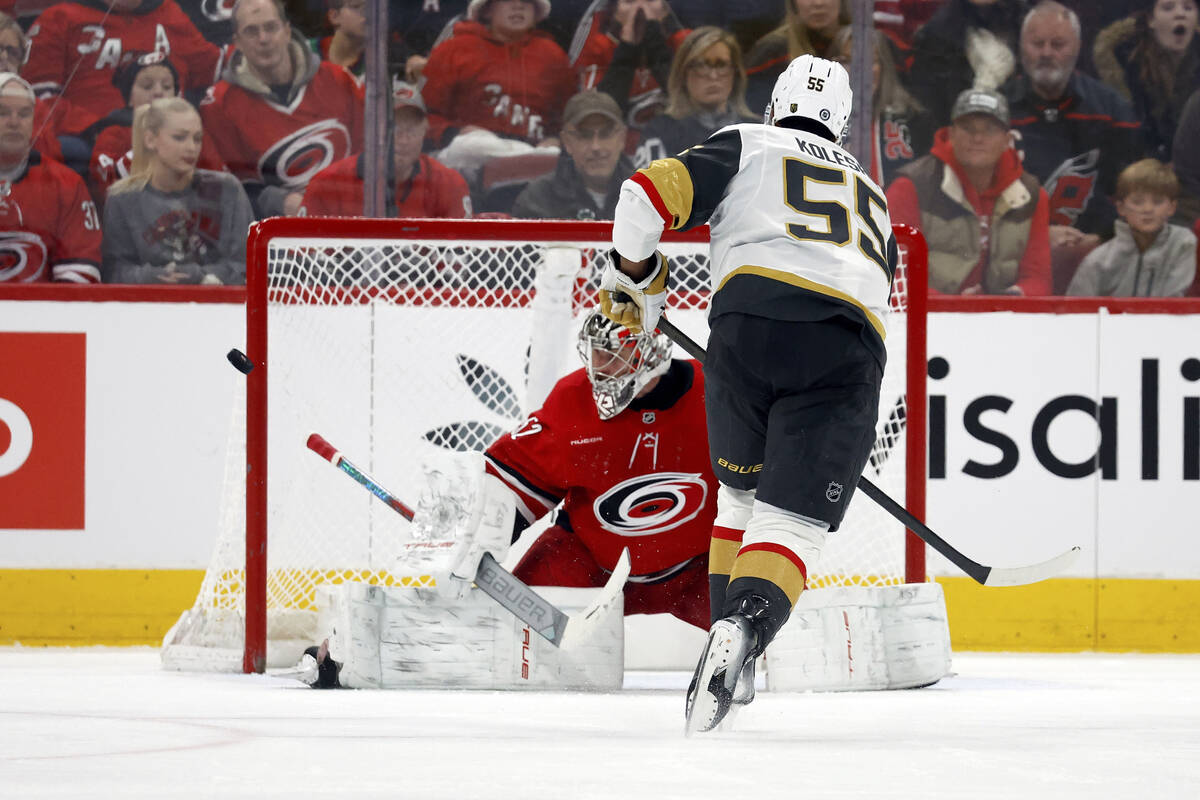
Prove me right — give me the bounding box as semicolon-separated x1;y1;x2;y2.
887;87;1052;295
299;81;470;219
23;1;221;129
481;307;716;630
85;51;226;209
0;72;102;283
512;90;633;219
420;0;575;148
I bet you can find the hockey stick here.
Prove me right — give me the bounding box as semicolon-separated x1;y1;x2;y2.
654;316;1080;587
305;433;630;645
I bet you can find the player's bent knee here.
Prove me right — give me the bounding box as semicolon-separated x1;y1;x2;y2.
742;501;830;579
715;484;755;529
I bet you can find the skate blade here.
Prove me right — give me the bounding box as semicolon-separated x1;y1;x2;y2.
684;621;742;736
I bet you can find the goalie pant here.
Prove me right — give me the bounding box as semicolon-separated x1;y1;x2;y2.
612;120;898;644
484;359;717;629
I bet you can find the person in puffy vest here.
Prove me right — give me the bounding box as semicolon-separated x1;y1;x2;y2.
886;87;1052;295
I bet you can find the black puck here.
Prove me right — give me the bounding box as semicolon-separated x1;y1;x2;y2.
227;348;254;374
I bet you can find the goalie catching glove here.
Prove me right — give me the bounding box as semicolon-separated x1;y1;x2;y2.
599;249;670;335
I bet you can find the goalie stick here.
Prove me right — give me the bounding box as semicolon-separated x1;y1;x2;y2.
653;316;1080;587
305;433;631;646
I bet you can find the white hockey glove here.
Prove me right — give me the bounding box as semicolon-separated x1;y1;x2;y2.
449;472;516;582
598;248;669;335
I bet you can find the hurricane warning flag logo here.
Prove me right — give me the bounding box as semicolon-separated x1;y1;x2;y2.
593;472;708;537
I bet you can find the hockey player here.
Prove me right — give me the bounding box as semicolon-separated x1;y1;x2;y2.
485;309;717;629
601;55;897;732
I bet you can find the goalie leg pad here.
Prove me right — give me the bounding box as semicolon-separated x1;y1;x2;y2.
764;582;952;692
316;582;624;690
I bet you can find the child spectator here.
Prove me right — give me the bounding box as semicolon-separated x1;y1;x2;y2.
299;81;471;218
570;0;690;129
86;52;225;208
0;73;101;283
744;0;850;115
830;26;933;187
102;97;252;285
1066;158;1197;296
1093;0;1200;161
420;0;573;176
633;26;756;168
887;88;1052;296
200;0;364;218
24;1;221;130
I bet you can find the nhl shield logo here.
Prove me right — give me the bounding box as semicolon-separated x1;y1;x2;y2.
825;481;843;503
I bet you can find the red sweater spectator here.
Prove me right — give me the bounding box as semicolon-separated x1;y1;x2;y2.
887;89;1052;296
0;74;101;283
300;153;471;219
300;81;470;219
201;0;363;217
572;0;690;128
421;1;574;146
24;1;222;129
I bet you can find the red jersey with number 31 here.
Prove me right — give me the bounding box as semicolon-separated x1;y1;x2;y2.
484;360;715;577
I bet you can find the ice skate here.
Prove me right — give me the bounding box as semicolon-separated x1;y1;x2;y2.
684;615;757;735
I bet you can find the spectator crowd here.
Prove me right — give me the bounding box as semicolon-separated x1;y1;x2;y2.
0;0;1196;296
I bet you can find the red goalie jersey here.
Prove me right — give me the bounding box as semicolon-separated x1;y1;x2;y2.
484;359;716;627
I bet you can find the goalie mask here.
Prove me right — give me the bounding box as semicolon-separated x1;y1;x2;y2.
577;310;671;420
765;54;852;144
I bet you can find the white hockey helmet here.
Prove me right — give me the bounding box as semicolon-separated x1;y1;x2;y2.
765;54;853;144
577;309;672;420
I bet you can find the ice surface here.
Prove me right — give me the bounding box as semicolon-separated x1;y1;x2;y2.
1;648;1197;799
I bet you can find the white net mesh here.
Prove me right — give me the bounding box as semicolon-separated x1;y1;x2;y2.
162;221;919;671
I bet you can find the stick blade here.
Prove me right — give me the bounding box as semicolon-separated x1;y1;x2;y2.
982;546;1081;587
561;548;631;650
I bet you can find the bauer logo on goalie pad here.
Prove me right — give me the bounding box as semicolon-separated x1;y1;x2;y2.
826;481;843;503
593;472;708;536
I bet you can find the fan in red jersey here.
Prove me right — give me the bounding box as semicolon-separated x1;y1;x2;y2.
482;309;718;630
199;0;363;218
24;0;222;131
0;74;102;283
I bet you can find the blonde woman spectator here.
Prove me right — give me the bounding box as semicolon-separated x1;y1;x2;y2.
1093;0;1200;161
102;98;252;285
0;72;101;283
571;0;690;128
634;26;756;167
830;27;933;187
1067;159;1197;296
745;0;850;114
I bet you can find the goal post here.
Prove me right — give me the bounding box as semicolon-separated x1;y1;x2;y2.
162;217;928;674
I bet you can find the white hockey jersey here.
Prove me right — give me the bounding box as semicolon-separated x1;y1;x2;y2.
613;122;897;358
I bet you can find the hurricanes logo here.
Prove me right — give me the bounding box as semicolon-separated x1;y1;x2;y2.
258;119;352;188
201;0;235;21
1041;150;1100;227
0;232;48;282
593;472;708;537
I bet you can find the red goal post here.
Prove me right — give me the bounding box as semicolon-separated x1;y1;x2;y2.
185;218;927;674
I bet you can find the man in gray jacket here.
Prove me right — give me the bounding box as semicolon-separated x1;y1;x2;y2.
512;91;634;220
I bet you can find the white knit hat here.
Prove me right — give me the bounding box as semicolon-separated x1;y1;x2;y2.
0;72;34;103
467;0;551;23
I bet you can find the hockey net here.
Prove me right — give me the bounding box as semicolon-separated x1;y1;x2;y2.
161;218;927;672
